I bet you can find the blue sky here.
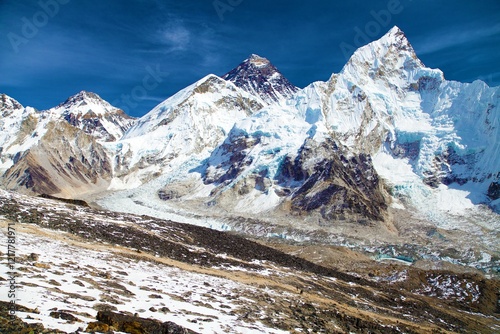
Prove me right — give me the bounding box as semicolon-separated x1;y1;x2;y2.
1;0;499;117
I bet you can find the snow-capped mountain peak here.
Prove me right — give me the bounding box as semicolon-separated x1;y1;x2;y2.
343;25;425;79
0;93;24;115
46;91;135;142
380;25;410;47
114;73;265;181
222;54;298;104
57;90;113;115
123;73;264;138
247;54;271;68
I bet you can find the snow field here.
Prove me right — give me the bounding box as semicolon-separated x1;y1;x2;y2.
0;229;289;334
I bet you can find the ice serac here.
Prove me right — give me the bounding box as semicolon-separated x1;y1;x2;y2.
222;54;299;105
51;91;136;142
312;26;499;215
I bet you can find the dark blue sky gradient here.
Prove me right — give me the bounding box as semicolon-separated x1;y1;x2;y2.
1;0;499;117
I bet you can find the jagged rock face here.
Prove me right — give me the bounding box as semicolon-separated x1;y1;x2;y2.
89;311;198;334
0;91;133;196
488;182;500;200
198;115;387;221
0;93;24;116
277;139;388;221
3;121;112;197
223;54;299;104
54;91;135;142
62;109;132;142
202;132;259;186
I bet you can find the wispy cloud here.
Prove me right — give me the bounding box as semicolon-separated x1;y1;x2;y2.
414;23;500;55
157;20;191;52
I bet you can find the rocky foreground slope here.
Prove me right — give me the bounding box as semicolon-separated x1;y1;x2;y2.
0;190;499;333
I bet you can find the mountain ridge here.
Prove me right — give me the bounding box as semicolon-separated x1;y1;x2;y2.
0;26;498;276
222;53;299;104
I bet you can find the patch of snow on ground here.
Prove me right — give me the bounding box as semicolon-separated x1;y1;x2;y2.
0;229;289;334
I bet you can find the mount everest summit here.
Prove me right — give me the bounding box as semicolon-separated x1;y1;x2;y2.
222;53;299;104
0;26;498;242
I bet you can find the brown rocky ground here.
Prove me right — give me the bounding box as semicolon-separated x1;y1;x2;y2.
0;190;499;333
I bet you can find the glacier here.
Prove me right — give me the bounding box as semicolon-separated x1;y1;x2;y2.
1;26;498;274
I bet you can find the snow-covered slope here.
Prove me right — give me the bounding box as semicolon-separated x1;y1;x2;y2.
106;74;265;187
0;92;130;196
4;189;496;333
104;26;498;234
317;26;499;216
123;75;262;140
0;95;53;173
222;54;299;105
49;91;135;142
0;95;36;170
